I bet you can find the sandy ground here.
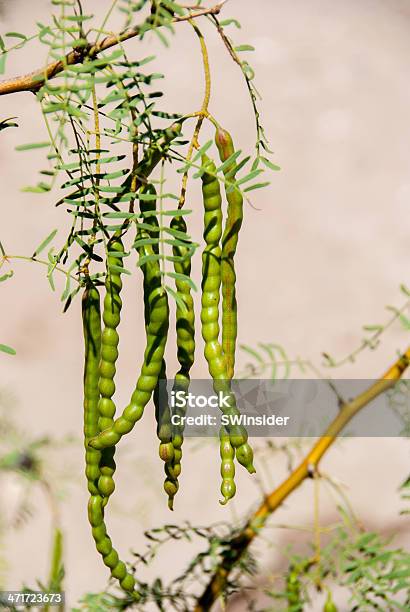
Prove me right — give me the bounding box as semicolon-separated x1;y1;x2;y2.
1;0;410;610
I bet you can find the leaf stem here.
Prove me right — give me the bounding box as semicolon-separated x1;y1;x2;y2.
178;20;211;209
0;254;79;284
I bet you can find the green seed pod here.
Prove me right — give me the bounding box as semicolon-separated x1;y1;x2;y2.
137;184;192;510
165;213;195;509
82;283;102;496
135;123;181;184
215;127;243;382
88;209;169;451
200;154;255;483
97;234;124;505
214;129;256;474
88;494;138;597
137;186;175;500
153;358;177;508
219;427;236;505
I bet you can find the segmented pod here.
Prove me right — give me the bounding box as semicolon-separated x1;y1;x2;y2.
200;154;255;477
134;195;175;504
88;494;137;597
215;127;243;381
135;123;181;184
89;234;169;451
219;427;236;504
138;185;192;510
82;283;102;496
166;214;195;509
97;234;124;504
153;359;178;508
214;128;246;500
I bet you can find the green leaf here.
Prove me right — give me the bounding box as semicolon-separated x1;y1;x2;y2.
61;274;71;302
137;253;162;267
165;271;197;291
362;324;383;332
192;140;213;164
242;61;255;80
118;55;156;68
47;272;56;292
257;343;277;379
399;315;410;330
109;264;131;275
152;26;170;48
136;222;160;233
63;14;94;21
216;150;242;175
5;32;28;41
0;52;7;75
165;285;187;313
32;229;58;257
152;110;181;120
219;19;241;29
103;212;138;219
107;250;128;259
163;226;191;241
261;156;281;171
63;284;81;313
234;44;255;52
0;344;16;355
133;237;158;248
95;169;129;180
239;344;264;364
15;141;50;151
0;271;14;283
160;209;192;217
226;155;250;178
244;181;270;192
48;528;64;592
22;182;51;193
163;0;185;15
235;169;263;186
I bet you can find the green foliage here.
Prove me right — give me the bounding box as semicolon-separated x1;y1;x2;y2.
0;0;276;316
264;524;410;611
1;1;409;610
0;344;16;355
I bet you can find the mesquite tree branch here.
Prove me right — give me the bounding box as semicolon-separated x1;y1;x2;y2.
0;2;224;96
195;347;410;611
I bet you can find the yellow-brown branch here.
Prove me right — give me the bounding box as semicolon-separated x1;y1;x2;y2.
0;3;224;96
195;346;410;611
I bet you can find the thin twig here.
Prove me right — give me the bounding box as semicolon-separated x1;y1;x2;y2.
179;20;211;209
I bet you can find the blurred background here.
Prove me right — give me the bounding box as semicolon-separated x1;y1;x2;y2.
1;0;410;609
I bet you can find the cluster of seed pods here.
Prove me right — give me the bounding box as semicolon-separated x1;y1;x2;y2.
81;122;255;594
